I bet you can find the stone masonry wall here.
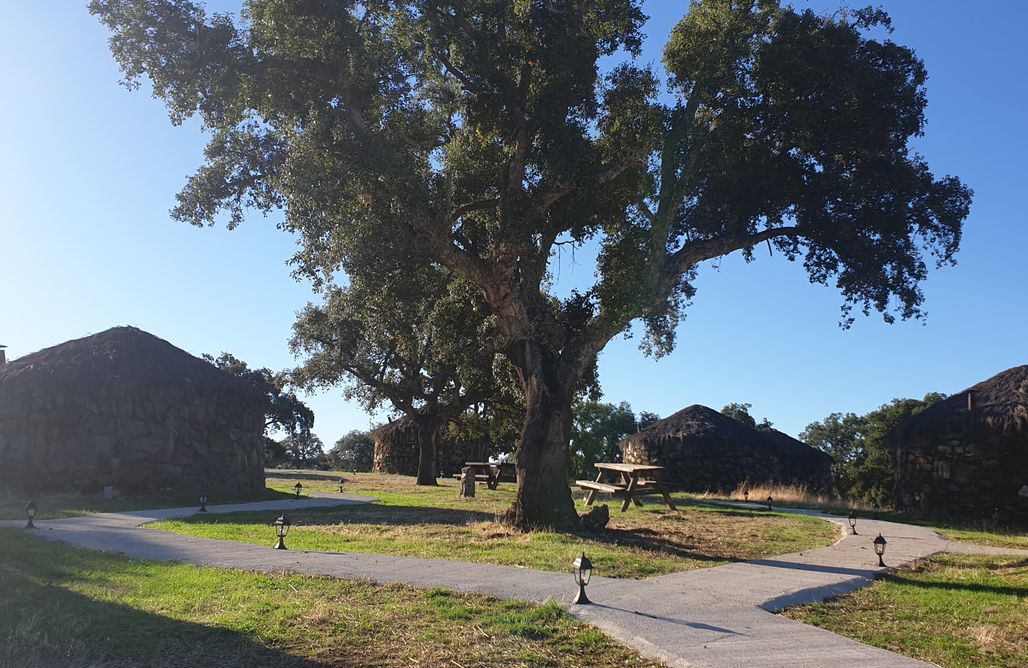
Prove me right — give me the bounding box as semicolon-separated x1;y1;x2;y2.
895;433;1027;521
622;436;832;493
373;429;488;478
0;385;265;495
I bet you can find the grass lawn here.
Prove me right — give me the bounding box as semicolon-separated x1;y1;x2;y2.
783;553;1028;668
0;487;295;521
900;518;1028;552
152;472;839;579
0;529;659;668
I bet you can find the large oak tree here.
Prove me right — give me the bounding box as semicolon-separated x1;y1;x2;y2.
93;0;971;529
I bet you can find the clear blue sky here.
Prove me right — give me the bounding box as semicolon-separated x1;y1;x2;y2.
2;2;1025;445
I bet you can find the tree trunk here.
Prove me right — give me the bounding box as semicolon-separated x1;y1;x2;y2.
414;415;440;486
501;342;579;530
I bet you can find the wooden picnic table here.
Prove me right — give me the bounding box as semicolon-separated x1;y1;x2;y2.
462;461;516;490
576;462;678;512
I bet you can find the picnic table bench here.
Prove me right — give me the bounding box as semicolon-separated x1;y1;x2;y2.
576;462;677;512
457;461;516;490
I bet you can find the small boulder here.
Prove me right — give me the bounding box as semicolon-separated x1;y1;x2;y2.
580;504;609;532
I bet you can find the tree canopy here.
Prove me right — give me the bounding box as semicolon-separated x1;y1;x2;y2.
327;430;375;472
801;392;945;503
94;0;971;528
290;264;502;484
204;351;315;437
720;402;773;430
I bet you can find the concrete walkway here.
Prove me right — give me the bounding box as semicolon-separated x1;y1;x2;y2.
6;495;1025;668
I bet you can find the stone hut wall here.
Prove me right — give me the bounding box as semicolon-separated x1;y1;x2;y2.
0;384;265;495
621;436;832;493
372;423;488;478
895;432;1027;520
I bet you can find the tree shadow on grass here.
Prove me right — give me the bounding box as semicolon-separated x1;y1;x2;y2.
593;525;735;564
266;470;350;483
884;573;1028;598
0;548;324;667
178;503;498;529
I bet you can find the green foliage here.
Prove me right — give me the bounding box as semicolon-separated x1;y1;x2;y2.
327;430;374;472
720;402;773;430
204;352;314;438
801;393;945;503
570;399;639;478
93;0;972;527
289;265;509;483
273;432;325;469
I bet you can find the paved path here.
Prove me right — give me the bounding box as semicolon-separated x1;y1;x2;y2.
6;495;1025;668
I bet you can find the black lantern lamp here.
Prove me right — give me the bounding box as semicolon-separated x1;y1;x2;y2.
199;495;209;512
25;500;38;529
293;482;303;499
767;495;773;511
273;514;291;550
872;533;887;567
338;478;345;493
572;552;593;605
848;511;858;535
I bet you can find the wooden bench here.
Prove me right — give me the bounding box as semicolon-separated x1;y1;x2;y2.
578;463;678;512
575;480;624;495
453;473;493;483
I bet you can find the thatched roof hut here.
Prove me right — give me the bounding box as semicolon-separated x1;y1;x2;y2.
893;365;1028;520
0;326;266;495
372;416;488;478
619;404;832;492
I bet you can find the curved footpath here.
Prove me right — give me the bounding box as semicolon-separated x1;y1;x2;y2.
4;495;1025;668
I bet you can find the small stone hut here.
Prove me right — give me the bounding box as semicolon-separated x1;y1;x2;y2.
893;365;1028;520
372;417;488;478
619;404;833;492
0;327;266;495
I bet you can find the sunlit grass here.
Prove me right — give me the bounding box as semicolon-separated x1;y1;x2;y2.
783;553;1028;668
152;471;839;579
0;529;658;667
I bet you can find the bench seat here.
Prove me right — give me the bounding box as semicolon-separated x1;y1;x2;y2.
453;473;493;482
575;480;625;494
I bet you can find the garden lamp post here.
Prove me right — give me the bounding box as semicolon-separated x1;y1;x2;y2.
338;478;345;493
572;552;593;605
767;495;773;511
293;482;303;499
743;490;749;503
848;511;858;535
199;495;208;512
273;514;291;550
25;500;37;529
873;533;887;567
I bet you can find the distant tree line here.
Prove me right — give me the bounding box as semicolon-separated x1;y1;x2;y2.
801;393;945;504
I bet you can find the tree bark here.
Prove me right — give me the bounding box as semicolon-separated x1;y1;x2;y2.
501;341;579;530
413;415;440;486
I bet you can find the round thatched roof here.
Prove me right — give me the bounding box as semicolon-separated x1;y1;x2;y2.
0;326;259;401
620;404;831;462
371;416;415;442
893;365;1028;440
